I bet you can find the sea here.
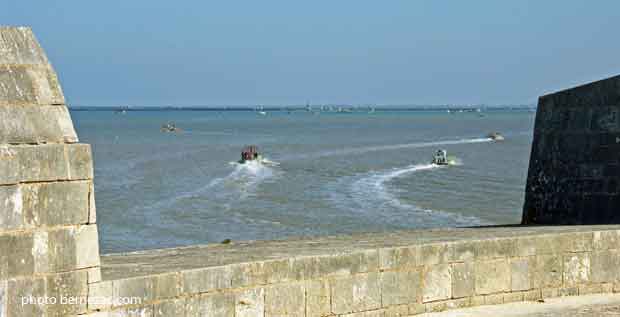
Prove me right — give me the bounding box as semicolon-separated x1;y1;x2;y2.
71;108;536;253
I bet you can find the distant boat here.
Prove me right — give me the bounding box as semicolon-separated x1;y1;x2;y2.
258;111;267;116
161;122;181;133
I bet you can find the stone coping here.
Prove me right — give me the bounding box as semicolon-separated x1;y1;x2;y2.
101;225;620;281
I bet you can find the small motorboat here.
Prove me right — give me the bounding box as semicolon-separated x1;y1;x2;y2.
432;149;456;166
239;145;263;164
238;145;280;166
161;122;181;133
487;132;505;141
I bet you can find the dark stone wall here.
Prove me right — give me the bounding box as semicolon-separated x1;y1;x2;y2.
523;75;620;225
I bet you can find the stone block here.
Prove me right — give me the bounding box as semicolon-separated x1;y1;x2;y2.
451;262;474;298
422;264;451;302
504;292;524;303
87;267;102;284
323;250;379;276
451;241;476;262
109;306;154;317
380;269;420;306
0;185;23;231
475;259;509;295
47;227;77;272
154;299;186;317
7;277;46;317
531;255;562;289
0;105;76;144
559;232;593;252
6;232;35;278
89;181;97;224
112;277;154;307
593;230;620;250
305;279;330;317
46;270;88;316
379;246;418;270
154;273;181;299
420;243;451;266
408;303;426;315
0;280;6;317
580;283;603;295
235;287;265;317
75;224;100;269
475;238;516;260
563;253;590;285
330;273;381;314
535;235;563;255
514;237;537;257
88;281;113;311
182;265;232;294
591;250;620;283
0;144;91;185
384;305;408;317
231;261;267;288
0;27;49;65
510;258;530;291
0;65;64;106
265;283;305;317
67;144;94;180
264;258;295;284
22;181;90;227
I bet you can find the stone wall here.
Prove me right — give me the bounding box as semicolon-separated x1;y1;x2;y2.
0;27;100;316
4;27;620;317
88;226;620;317
523;75;620;224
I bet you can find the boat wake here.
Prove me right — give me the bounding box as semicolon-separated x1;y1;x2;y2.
328;163;486;227
133;160;279;216
282;137;493;160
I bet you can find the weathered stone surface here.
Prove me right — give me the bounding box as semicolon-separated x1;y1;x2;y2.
0;144;93;185
182;266;232;294
380;269;420;306
423;264;452;302
0;185;23;231
452;262;474;298
88;280;113;311
591;250;620;283
153;273;180;299
0;280;7;317
236;288;265;317
47;225;99;272
0;105;76;144
76;225;100;269
510;258;530;291
0;64;64;106
563;253;591;285
265;283;305;317
0;27;48;65
306;279;330;317
22;181;90;227
421;244;451;266
379;246;418;270
112;276;154;306
475;259;509;295
531;255;563;289
7;277;46;317
593;230;620;250
154;299;186;317
331;273;381;314
46;270;88;316
523;75;620;225
5;232;35;278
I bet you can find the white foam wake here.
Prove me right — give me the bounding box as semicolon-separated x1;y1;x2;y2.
283;137;492;160
328;163;486;227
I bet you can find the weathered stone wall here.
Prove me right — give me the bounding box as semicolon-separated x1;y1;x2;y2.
523;75;620;224
85;226;620;317
5;27;620;317
0;27;100;316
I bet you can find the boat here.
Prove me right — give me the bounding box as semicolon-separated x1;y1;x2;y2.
239;145;263;164
161;122;181;133
238;145;280;166
487;132;505;141
432;149;456;166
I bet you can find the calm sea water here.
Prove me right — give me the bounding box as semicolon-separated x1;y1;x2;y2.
72;109;535;253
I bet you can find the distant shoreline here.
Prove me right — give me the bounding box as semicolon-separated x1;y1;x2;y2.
69;105;535;112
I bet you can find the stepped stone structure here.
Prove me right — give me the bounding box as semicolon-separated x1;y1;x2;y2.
523;75;620;225
4;27;620;317
0;27;100;316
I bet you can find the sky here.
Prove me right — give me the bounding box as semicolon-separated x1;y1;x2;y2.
2;1;619;107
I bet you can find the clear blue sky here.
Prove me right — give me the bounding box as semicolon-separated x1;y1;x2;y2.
3;1;619;106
